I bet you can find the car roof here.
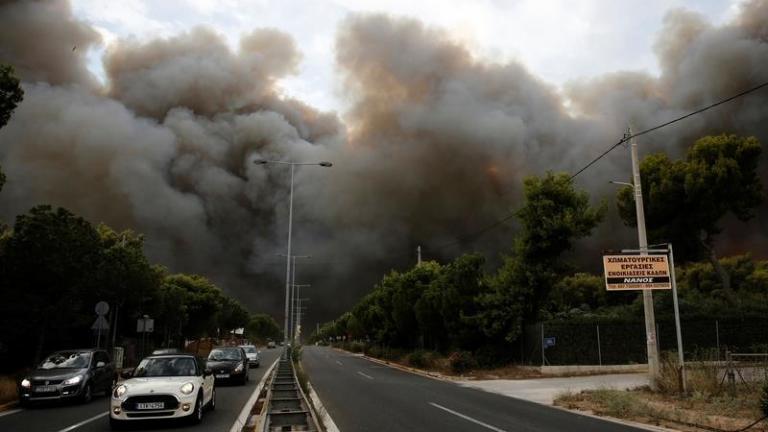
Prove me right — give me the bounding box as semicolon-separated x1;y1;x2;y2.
145;354;197;359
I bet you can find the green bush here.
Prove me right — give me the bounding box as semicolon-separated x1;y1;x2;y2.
407;350;434;369
347;341;366;353
449;351;477;374
366;345;383;358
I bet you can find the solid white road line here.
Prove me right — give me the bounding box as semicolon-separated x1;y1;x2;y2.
0;409;22;418
55;411;109;432
357;371;374;380
429;402;507;432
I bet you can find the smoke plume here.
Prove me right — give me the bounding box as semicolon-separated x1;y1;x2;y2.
1;0;767;323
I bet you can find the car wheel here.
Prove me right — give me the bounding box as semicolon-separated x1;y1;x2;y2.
208;388;216;411
109;416;125;431
80;383;93;404
190;393;204;424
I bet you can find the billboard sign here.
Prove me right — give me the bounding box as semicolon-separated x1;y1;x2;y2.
603;254;671;290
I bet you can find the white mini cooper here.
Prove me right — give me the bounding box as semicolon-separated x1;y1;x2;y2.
110;354;215;429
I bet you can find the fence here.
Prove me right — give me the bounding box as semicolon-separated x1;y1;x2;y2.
521;317;768;366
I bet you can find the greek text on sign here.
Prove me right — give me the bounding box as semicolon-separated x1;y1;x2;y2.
603;255;671;290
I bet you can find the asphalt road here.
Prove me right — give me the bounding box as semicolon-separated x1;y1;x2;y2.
302;346;647;432
0;348;281;432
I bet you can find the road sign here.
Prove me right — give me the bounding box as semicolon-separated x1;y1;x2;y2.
95;301;109;316
603;254;671;290
543;337;556;349
91;315;110;331
137;318;154;333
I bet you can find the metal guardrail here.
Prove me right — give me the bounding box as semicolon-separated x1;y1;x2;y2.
262;353;321;432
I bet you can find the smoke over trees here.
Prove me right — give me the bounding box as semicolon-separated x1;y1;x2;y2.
0;0;767;322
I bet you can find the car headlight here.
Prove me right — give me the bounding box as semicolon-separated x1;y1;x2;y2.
20;378;31;388
113;385;127;398
234;362;244;373
62;375;83;385
180;382;194;395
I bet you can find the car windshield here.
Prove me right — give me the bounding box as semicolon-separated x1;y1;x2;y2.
208;348;241;361
39;352;91;369
241;346;257;354
133;357;197;377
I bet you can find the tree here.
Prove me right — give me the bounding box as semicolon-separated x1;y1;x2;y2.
0;206;104;363
480;172;604;342
0;64;24;194
247;313;281;343
617;134;763;290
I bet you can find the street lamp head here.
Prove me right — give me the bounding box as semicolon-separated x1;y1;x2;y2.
318;161;333;167
253;159;268;165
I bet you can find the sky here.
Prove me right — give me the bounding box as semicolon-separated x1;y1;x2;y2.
71;0;739;114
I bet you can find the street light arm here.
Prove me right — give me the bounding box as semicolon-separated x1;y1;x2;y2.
609;180;633;187
253;159;333;167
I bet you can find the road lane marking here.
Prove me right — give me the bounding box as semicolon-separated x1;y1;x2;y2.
336;360;343;365
357;371;374;380
56;411;108;432
429;402;507;432
0;409;21;418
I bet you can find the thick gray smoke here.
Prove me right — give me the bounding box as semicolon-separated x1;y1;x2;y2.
1;0;767;323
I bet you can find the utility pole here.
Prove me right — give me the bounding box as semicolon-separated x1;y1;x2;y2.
629;127;660;383
417;245;422;265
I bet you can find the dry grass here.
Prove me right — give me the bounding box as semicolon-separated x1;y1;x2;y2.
555;386;767;431
0;376;18;406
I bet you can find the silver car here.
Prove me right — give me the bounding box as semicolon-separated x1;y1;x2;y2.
238;345;260;368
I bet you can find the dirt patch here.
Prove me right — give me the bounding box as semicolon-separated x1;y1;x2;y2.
555;388;768;432
0;376;18;407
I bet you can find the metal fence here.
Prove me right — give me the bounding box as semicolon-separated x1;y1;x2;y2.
520;317;768;366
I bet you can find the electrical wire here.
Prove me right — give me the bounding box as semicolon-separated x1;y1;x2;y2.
425;79;768;254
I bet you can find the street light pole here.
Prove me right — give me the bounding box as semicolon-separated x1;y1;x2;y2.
628;127;661;384
255;159;331;353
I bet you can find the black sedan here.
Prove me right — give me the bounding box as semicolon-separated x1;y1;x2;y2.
206;347;249;385
18;349;115;405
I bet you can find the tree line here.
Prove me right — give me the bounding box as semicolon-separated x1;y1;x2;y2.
313;134;765;365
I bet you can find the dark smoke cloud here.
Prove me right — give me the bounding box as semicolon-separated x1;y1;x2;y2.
1;0;767;324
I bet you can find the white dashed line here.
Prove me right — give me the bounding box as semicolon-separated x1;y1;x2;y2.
0;409;21;418
56;411;109;432
357;371;374;380
429;402;507;432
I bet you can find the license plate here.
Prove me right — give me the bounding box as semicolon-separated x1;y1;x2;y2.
136;402;164;410
34;385;57;393
215;374;229;379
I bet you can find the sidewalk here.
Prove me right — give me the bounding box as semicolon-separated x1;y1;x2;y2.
459;373;650;404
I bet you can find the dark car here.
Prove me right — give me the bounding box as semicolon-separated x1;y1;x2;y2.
151;348;183;355
206;347;248;385
19;349;116;405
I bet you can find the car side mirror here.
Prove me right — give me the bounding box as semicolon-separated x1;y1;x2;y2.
120;369;134;379
96;361;106;368
204;368;213;377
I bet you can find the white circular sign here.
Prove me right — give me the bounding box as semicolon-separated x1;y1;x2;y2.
95;301;110;315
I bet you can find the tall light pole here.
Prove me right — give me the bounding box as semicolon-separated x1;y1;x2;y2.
277;254;311;345
254;159;332;351
293;284;310;342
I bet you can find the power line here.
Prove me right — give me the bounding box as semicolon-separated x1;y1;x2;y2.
570;79;768;180
424;79;768;255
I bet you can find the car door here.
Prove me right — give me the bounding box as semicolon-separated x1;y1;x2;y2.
197;358;213;403
92;351;110;391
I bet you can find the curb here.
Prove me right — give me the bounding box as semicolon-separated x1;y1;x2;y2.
0;401;19;413
546;403;680;432
306;381;340;432
229;358;278;432
332;347;452;383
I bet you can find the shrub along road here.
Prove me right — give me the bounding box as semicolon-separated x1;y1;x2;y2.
0;348;280;432
302;346;648;432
